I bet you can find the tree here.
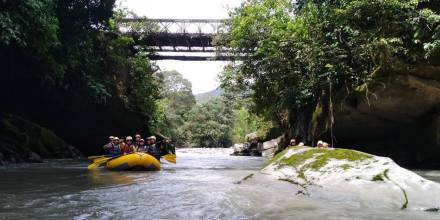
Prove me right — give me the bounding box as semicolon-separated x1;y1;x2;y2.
0;0;163;152
155;70;196;145
222;0;440;145
182;98;234;147
1;0;62;82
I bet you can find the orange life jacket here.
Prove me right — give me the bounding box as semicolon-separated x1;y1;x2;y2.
122;143;135;154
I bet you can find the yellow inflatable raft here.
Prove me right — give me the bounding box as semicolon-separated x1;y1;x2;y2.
106;153;160;171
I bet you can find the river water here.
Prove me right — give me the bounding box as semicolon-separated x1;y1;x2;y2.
1;148;440;220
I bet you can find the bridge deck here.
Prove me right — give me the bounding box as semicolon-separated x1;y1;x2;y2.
120;18;231;60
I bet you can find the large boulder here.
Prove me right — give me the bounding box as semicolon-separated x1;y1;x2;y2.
26;151;42;163
245;132;259;143
261;146;440;210
0;113;83;164
232;143;249;156
331;67;440;167
261;136;283;158
232;142;262;156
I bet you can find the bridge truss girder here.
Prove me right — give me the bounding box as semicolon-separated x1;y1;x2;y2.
120;18;232;60
130;32;217;51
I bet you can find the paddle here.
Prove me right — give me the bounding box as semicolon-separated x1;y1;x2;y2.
87;155;107;160
162;154;176;164
87;156;119;170
87;155;112;164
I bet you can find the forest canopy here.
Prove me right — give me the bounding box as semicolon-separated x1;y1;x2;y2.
221;0;440;144
156;70;269;148
0;0;161;152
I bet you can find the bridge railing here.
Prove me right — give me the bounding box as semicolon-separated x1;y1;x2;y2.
117;18;233;60
118;18;229;34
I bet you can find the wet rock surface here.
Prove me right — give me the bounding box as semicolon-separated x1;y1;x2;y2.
261;146;440;210
333;66;440;167
232;135;283;157
232;142;261;156
261;136;282;158
0;113;83;164
26;151;43;163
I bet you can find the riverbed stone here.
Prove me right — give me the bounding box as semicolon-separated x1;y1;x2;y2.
26;151;43;163
261;136;282;158
232;142;262;156
245;132;259;143
232;143;249;156
262;147;276;158
261;146;440;210
67;145;83;159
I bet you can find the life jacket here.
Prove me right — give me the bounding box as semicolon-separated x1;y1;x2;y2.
110;144;121;155
122;143;135;154
137;145;147;152
146;144;160;158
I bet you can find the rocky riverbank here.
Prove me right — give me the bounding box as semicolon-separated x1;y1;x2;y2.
232;134;283;158
0;113;82;165
253;146;440;210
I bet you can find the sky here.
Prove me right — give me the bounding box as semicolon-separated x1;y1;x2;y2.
117;0;244;94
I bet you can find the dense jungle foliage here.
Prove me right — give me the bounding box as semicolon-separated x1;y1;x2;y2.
0;0;161;153
221;0;440;145
5;0;438;152
156;70;269;147
155;70;197;146
0;0;267;151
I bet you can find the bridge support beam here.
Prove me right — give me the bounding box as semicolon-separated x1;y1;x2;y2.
148;54;235;61
120;18;233;61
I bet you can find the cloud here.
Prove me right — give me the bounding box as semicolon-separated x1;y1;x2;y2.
117;0;243;19
117;0;244;94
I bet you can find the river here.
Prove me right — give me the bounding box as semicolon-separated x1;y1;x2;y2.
1;148;439;219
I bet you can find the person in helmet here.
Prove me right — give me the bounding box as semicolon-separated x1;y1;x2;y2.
147;136;160;160
288;138;304;147
106;137;122;156
103;136;114;154
289;139;297;147
134;133;142;148
137;139;147;152
161;138;175;155
316;140;329;148
121;136;136;154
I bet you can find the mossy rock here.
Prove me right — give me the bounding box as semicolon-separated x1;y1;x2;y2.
372;173;385;181
268;147;372;173
266;145;304;166
340;164;352;171
0;113;82;163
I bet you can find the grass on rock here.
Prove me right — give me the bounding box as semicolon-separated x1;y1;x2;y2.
279;148;372;171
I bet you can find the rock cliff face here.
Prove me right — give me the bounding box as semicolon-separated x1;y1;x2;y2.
332;66;440;168
0;113;82;164
260;146;440;210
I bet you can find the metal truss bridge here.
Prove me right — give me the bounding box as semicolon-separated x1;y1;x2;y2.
119;18;232;61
